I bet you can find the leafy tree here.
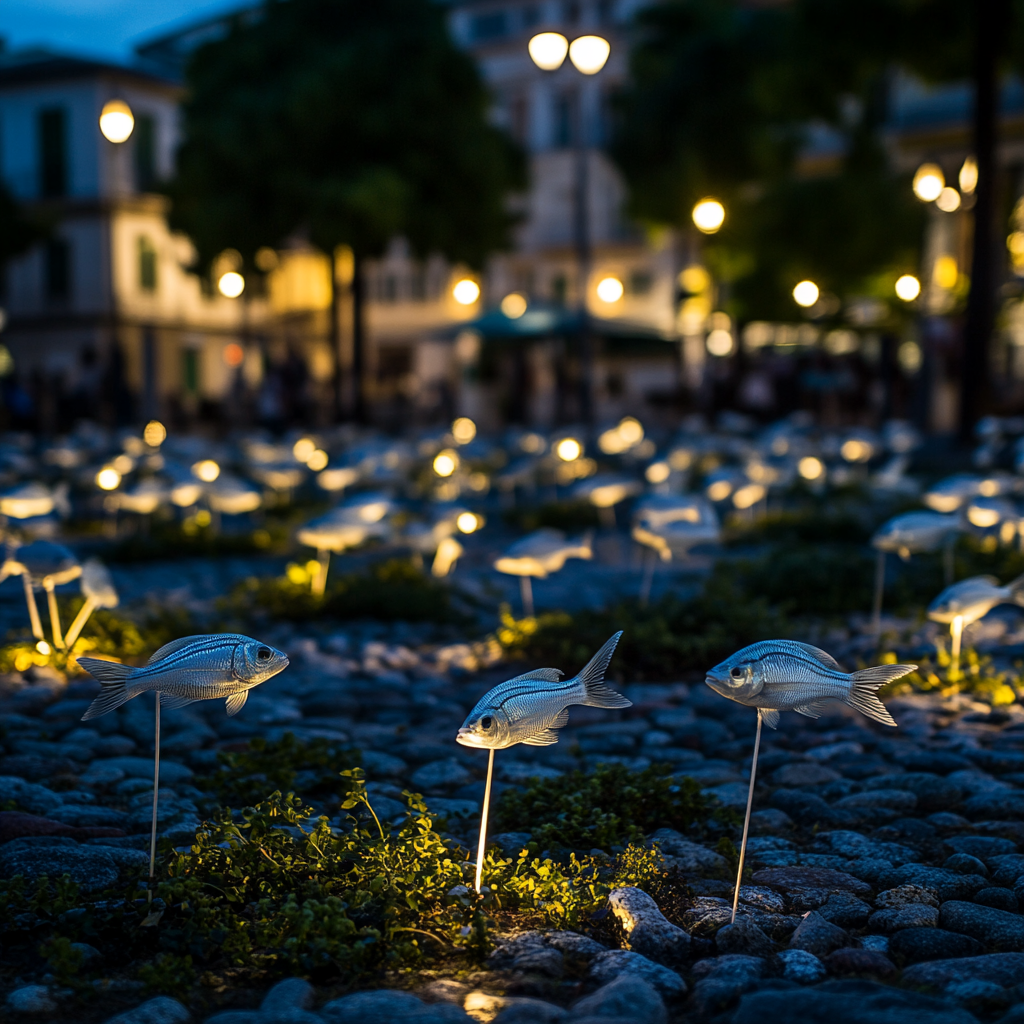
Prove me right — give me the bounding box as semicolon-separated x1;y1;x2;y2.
168;0;524;419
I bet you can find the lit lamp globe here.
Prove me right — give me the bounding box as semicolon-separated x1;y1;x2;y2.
99;99;134;143
452;279;480;305
218;272;245;298
568;35;610;74
793;280;820;308
895;275;921;302
529;32;569;70
912;163;945;203
692;199;725;234
596;276;624;303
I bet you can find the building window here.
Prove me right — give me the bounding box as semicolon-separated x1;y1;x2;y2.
134;114;156;192
183;348;199;394
139;236;157;292
523;4;541;29
563;0;581;25
510;94;529;144
45;239;70;300
471;11;507;41
39;107;67;198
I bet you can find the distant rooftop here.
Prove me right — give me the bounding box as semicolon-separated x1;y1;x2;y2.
0;48;178;89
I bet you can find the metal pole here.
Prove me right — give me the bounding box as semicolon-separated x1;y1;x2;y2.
44;580;65;649
574;88;593;425
639;547;656;607
950;614;964;680
64;595;97;649
148;691;161;904
22;576;43;640
731;710;763;924
871;549;885;641
474;747;495;893
520;576;534;618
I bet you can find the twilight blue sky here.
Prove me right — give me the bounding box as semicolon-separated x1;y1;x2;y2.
0;0;246;62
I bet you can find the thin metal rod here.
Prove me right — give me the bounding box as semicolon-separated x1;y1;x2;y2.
148;691;161;905
44;581;65;649
871;549;885;642
474;747;495;893
950;614;964;680
520;576;534;618
63;595;98;649
731;711;763;924
22;576;43;640
312;549;330;597
639;547;656;607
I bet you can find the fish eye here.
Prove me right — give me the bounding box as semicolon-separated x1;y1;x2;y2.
257;647;271;660
481;716;493;729
730;667;743;678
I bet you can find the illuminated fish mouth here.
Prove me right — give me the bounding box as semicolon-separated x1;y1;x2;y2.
456;727;484;747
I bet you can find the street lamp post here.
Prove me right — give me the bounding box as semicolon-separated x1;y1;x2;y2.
529;31;610;426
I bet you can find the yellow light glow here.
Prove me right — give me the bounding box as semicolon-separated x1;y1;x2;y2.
913;163;945;202
96;467;121;490
194;510;211;527
456;511;481;534
598;428;627;455
679;265;711;293
528;31;569;70
895;275;921;301
669;449;692;470
1001;520;1017;544
293;438;317;463
706;329;733;356
358;502;388;523
596;276;624;303
556;437;582;461
143;420;166;447
99;99;134;143
934;255;958;290
452;279;480;305
707;480;733;502
898;340;923;373
218;271;245;298
568;34;611;75
798;456;824;481
36;640;52;656
306;449;328;471
501;293;527;318
692;199;725;234
960;157;978;195
733;483;766;509
452;417;477;444
936;187;961;213
433;450;459;477
979;479;1000;497
968;505;1001;528
646;461;671;484
618;417;644;445
840;439;872;462
1009;232;1024;256
793;280;820;308
193;459;221;483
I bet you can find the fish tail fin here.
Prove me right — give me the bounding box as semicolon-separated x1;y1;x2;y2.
78;658;134;720
1009;572;1024;603
845;664;915;727
577;631;631;709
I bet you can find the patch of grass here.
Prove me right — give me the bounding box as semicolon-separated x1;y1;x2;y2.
879;647;1022;703
494;762;722;853
502;500;600;533
104;520;289;563
495;569;786;679
226;558;471;625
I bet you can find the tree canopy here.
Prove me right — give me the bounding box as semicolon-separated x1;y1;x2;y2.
168;0;524;272
610;0;1013;322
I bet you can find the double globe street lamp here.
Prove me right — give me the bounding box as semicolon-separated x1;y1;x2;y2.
528;30;611;424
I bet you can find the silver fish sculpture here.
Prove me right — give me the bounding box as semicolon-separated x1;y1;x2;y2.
705;640;915;729
927;574;1024;627
871;511;959;559
79;633;289;720
456;632;629;749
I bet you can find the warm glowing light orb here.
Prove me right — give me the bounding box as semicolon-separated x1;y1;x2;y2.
960;157;978;195
501;293;527;318
798;456;825;481
293;438;317;463
936;187;961;213
452;417;477;444
528;32;569;70
143;420;167;447
36;640;52;656
96;467;121;490
645;461;671;484
307;449;328;471
193;459;221;483
618;416;644;445
218;271;245;298
596;276;624;302
457;511;481;534
913;163;945;202
893;275;920;302
99;99;134;143
706;329;734;356
793;280;820;308
692;199;725;234
569;35;611;75
433;450;459;477
452;279;480;305
556;437;582;461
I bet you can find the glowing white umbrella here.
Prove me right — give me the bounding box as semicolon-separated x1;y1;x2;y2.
0;482;55;519
632;495;720;604
494;528;592;616
206;476;262;515
572;474;643;527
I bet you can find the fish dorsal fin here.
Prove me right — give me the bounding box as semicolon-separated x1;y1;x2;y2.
759;708;780;729
148;635;210;665
506;667;564;685
226;691;248;716
791;641;841;670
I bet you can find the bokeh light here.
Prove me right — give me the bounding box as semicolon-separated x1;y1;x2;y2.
596;276;624;302
193;459;221;483
143;420;166;447
936;187;961;213
798;456;824;481
293;438;317;462
895;275;921;301
706;329;734;356
306;449;328;471
456;511;482;534
913;163;945;202
218;272;245;298
96;467;121;490
452;417;477;444
528;32;569;70
646;461;670;484
452;279;480;305
433;450;459;477
692;199;725;234
792;280;820;308
501;293;527;318
568;35;611;75
556;438;582;461
99;99;134;143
